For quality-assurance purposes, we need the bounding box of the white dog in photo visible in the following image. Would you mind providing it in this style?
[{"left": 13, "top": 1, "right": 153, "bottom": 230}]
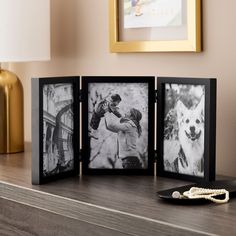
[{"left": 176, "top": 97, "right": 204, "bottom": 176}]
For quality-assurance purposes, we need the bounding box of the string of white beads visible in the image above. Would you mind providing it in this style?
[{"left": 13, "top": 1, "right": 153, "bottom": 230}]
[{"left": 182, "top": 187, "right": 229, "bottom": 203}]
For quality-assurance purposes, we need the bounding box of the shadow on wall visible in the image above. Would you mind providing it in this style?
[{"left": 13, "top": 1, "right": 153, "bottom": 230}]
[{"left": 51, "top": 0, "right": 78, "bottom": 58}]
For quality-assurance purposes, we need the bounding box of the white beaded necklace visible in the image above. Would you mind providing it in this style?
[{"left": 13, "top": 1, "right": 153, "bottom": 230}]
[{"left": 172, "top": 187, "right": 229, "bottom": 203}]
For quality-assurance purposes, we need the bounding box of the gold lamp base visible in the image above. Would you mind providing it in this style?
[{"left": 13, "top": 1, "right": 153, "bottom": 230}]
[{"left": 0, "top": 69, "right": 24, "bottom": 154}]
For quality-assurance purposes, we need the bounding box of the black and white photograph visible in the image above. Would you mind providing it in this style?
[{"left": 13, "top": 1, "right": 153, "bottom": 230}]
[
  {"left": 32, "top": 77, "right": 80, "bottom": 184},
  {"left": 163, "top": 83, "right": 205, "bottom": 177},
  {"left": 157, "top": 77, "right": 217, "bottom": 182},
  {"left": 42, "top": 83, "right": 74, "bottom": 177},
  {"left": 82, "top": 76, "right": 155, "bottom": 175}
]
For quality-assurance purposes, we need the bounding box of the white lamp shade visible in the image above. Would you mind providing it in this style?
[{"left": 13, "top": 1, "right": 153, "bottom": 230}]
[{"left": 0, "top": 0, "right": 50, "bottom": 62}]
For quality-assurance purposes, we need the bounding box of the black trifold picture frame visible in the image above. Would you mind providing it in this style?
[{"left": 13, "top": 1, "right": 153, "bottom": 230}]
[
  {"left": 31, "top": 76, "right": 217, "bottom": 184},
  {"left": 157, "top": 77, "right": 217, "bottom": 183}
]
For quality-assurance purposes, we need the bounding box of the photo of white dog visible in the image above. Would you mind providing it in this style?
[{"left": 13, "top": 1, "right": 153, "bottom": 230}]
[
  {"left": 176, "top": 97, "right": 204, "bottom": 176},
  {"left": 163, "top": 84, "right": 205, "bottom": 177}
]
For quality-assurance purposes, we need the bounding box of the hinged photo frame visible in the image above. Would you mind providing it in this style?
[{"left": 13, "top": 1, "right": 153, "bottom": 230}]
[{"left": 31, "top": 76, "right": 217, "bottom": 183}]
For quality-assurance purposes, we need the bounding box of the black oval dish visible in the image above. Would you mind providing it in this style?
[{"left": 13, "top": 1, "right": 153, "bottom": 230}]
[{"left": 157, "top": 180, "right": 236, "bottom": 205}]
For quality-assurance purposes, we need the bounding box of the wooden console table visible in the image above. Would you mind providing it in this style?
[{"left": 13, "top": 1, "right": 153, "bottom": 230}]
[{"left": 0, "top": 144, "right": 235, "bottom": 236}]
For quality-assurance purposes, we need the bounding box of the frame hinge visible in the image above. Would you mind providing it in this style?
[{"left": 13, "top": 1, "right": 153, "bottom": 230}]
[
  {"left": 155, "top": 90, "right": 158, "bottom": 103},
  {"left": 79, "top": 149, "right": 82, "bottom": 162},
  {"left": 79, "top": 89, "right": 83, "bottom": 102},
  {"left": 154, "top": 150, "right": 158, "bottom": 161}
]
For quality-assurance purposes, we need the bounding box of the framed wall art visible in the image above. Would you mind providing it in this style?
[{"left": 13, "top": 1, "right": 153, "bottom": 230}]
[
  {"left": 32, "top": 77, "right": 80, "bottom": 184},
  {"left": 82, "top": 76, "right": 155, "bottom": 175},
  {"left": 157, "top": 77, "right": 216, "bottom": 182},
  {"left": 109, "top": 0, "right": 202, "bottom": 52}
]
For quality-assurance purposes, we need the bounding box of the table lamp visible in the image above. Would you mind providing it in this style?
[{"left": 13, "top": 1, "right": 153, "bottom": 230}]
[{"left": 0, "top": 0, "right": 50, "bottom": 153}]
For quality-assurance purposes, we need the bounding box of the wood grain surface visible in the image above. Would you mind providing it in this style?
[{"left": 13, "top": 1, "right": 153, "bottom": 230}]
[
  {"left": 0, "top": 198, "right": 129, "bottom": 236},
  {"left": 0, "top": 144, "right": 236, "bottom": 236}
]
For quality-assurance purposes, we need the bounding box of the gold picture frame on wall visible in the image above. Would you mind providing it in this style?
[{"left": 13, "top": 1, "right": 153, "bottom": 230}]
[{"left": 109, "top": 0, "right": 201, "bottom": 52}]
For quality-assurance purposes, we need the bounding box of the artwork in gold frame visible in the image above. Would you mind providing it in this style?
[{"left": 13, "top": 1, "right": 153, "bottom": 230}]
[{"left": 109, "top": 0, "right": 201, "bottom": 52}]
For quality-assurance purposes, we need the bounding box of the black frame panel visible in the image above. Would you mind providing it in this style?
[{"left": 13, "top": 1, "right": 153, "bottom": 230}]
[
  {"left": 82, "top": 76, "right": 155, "bottom": 175},
  {"left": 157, "top": 77, "right": 216, "bottom": 183},
  {"left": 32, "top": 76, "right": 80, "bottom": 184}
]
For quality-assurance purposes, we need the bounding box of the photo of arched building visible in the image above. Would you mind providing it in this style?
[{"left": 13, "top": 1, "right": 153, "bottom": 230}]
[{"left": 43, "top": 83, "right": 74, "bottom": 177}]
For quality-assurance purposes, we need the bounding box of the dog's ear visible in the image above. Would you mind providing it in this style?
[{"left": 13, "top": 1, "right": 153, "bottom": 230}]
[
  {"left": 196, "top": 96, "right": 205, "bottom": 119},
  {"left": 176, "top": 100, "right": 187, "bottom": 121}
]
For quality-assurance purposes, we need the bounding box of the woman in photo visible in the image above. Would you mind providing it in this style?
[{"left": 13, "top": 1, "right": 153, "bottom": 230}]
[{"left": 104, "top": 108, "right": 143, "bottom": 169}]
